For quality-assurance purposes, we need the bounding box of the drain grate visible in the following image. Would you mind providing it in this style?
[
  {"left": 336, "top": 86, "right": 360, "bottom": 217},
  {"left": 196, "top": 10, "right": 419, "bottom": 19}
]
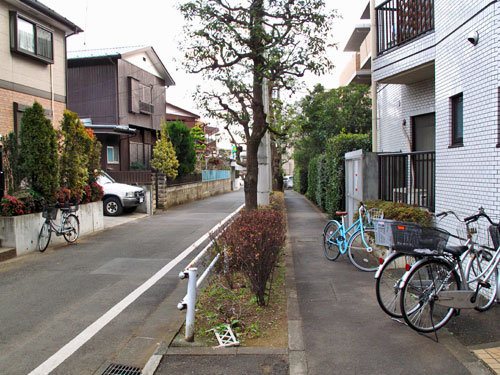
[{"left": 100, "top": 363, "right": 142, "bottom": 375}]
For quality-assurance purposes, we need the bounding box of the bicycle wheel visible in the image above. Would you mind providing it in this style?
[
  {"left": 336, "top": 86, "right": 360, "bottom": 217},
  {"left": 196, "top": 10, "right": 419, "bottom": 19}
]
[
  {"left": 376, "top": 252, "right": 419, "bottom": 318},
  {"left": 400, "top": 258, "right": 460, "bottom": 333},
  {"left": 347, "top": 228, "right": 386, "bottom": 272},
  {"left": 38, "top": 222, "right": 51, "bottom": 252},
  {"left": 465, "top": 250, "right": 498, "bottom": 312},
  {"left": 323, "top": 221, "right": 342, "bottom": 261},
  {"left": 63, "top": 214, "right": 80, "bottom": 243}
]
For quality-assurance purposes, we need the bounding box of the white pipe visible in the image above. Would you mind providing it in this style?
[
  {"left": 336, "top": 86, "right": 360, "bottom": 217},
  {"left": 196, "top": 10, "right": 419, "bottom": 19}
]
[{"left": 185, "top": 267, "right": 198, "bottom": 342}]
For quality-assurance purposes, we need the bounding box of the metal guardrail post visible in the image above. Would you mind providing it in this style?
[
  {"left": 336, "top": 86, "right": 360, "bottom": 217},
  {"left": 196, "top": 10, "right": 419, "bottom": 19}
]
[{"left": 185, "top": 267, "right": 198, "bottom": 342}]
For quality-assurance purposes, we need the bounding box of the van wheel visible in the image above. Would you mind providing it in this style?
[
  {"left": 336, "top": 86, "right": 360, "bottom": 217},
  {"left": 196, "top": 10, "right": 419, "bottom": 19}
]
[{"left": 103, "top": 197, "right": 123, "bottom": 216}]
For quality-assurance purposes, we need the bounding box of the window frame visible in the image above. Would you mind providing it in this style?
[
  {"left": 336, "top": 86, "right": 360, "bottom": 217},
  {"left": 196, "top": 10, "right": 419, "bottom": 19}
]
[
  {"left": 10, "top": 11, "right": 54, "bottom": 64},
  {"left": 450, "top": 93, "right": 464, "bottom": 147},
  {"left": 107, "top": 146, "right": 120, "bottom": 165}
]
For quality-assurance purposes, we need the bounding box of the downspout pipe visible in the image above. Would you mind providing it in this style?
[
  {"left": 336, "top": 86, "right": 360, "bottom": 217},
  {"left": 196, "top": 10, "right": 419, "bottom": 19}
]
[{"left": 371, "top": 0, "right": 378, "bottom": 152}]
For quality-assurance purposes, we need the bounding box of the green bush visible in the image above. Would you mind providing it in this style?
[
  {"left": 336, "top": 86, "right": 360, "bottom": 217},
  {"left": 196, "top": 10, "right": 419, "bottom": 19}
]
[
  {"left": 298, "top": 168, "right": 308, "bottom": 194},
  {"left": 3, "top": 132, "right": 21, "bottom": 193},
  {"left": 59, "top": 110, "right": 93, "bottom": 197},
  {"left": 151, "top": 120, "right": 179, "bottom": 179},
  {"left": 306, "top": 156, "right": 320, "bottom": 203},
  {"left": 364, "top": 200, "right": 433, "bottom": 226},
  {"left": 213, "top": 208, "right": 286, "bottom": 306},
  {"left": 18, "top": 102, "right": 59, "bottom": 200},
  {"left": 324, "top": 133, "right": 371, "bottom": 218},
  {"left": 167, "top": 120, "right": 196, "bottom": 177}
]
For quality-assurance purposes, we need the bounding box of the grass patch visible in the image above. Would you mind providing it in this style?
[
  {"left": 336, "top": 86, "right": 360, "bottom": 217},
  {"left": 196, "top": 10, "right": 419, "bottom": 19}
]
[{"left": 194, "top": 252, "right": 287, "bottom": 347}]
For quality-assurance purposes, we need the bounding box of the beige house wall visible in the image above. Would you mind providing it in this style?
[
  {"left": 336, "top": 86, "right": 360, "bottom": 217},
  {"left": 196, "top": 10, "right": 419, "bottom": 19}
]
[{"left": 0, "top": 2, "right": 67, "bottom": 99}]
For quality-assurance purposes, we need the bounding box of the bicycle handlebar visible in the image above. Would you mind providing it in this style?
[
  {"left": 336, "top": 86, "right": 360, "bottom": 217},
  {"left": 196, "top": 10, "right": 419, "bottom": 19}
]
[{"left": 464, "top": 207, "right": 495, "bottom": 225}]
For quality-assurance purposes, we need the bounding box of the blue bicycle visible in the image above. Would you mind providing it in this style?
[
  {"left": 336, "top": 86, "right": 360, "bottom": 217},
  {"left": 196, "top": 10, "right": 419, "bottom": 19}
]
[{"left": 322, "top": 202, "right": 386, "bottom": 272}]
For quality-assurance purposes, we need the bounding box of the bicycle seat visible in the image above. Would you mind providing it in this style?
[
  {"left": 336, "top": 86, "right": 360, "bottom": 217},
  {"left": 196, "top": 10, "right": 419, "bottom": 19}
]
[
  {"left": 443, "top": 245, "right": 469, "bottom": 257},
  {"left": 336, "top": 211, "right": 348, "bottom": 216}
]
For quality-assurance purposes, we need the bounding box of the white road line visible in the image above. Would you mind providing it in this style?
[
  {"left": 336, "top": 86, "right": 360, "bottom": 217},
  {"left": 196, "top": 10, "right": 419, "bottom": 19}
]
[{"left": 28, "top": 204, "right": 244, "bottom": 375}]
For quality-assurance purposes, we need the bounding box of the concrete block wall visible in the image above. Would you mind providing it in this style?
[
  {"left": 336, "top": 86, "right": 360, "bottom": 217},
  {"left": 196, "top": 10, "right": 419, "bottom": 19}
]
[{"left": 375, "top": 1, "right": 500, "bottom": 225}]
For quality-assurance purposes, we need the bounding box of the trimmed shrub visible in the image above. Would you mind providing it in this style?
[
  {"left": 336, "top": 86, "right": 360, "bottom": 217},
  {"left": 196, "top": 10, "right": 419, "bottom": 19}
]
[
  {"left": 306, "top": 156, "right": 320, "bottom": 204},
  {"left": 60, "top": 110, "right": 93, "bottom": 197},
  {"left": 151, "top": 120, "right": 179, "bottom": 179},
  {"left": 214, "top": 208, "right": 286, "bottom": 306},
  {"left": 3, "top": 132, "right": 21, "bottom": 193},
  {"left": 298, "top": 168, "right": 308, "bottom": 194},
  {"left": 167, "top": 120, "right": 196, "bottom": 177},
  {"left": 324, "top": 133, "right": 371, "bottom": 218},
  {"left": 1, "top": 194, "right": 25, "bottom": 216},
  {"left": 18, "top": 102, "right": 59, "bottom": 200},
  {"left": 364, "top": 200, "right": 433, "bottom": 226}
]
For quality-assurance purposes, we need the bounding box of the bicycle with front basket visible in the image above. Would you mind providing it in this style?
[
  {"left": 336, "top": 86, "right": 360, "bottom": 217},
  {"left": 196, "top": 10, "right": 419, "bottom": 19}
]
[
  {"left": 38, "top": 204, "right": 80, "bottom": 252},
  {"left": 398, "top": 207, "right": 500, "bottom": 333},
  {"left": 322, "top": 202, "right": 387, "bottom": 272}
]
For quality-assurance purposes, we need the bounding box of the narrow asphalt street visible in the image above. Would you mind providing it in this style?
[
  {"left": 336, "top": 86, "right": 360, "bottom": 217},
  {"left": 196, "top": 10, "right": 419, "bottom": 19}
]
[{"left": 0, "top": 191, "right": 244, "bottom": 375}]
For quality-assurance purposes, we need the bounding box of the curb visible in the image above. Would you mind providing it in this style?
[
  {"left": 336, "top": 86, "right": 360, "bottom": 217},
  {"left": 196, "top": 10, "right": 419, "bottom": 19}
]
[{"left": 285, "top": 197, "right": 307, "bottom": 375}]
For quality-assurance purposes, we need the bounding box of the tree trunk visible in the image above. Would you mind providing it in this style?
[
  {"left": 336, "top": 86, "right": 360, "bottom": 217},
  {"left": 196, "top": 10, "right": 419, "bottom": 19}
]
[
  {"left": 244, "top": 139, "right": 260, "bottom": 211},
  {"left": 271, "top": 136, "right": 283, "bottom": 191}
]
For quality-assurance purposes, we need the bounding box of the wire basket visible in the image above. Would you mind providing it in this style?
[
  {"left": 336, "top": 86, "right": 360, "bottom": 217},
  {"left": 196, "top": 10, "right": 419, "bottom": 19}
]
[
  {"left": 391, "top": 222, "right": 450, "bottom": 255},
  {"left": 42, "top": 205, "right": 58, "bottom": 220},
  {"left": 373, "top": 218, "right": 395, "bottom": 247},
  {"left": 489, "top": 225, "right": 500, "bottom": 250},
  {"left": 455, "top": 221, "right": 491, "bottom": 248}
]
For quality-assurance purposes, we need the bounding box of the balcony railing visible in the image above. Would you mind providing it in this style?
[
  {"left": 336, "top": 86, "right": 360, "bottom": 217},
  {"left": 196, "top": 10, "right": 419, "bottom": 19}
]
[
  {"left": 379, "top": 151, "right": 435, "bottom": 211},
  {"left": 376, "top": 0, "right": 434, "bottom": 55}
]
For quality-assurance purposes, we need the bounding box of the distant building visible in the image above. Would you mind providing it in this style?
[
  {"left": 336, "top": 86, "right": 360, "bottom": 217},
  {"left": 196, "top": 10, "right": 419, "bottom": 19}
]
[{"left": 67, "top": 46, "right": 175, "bottom": 172}]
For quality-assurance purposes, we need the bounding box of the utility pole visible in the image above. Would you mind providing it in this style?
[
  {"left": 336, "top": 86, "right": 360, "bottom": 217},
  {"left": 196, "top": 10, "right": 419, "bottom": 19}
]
[{"left": 257, "top": 78, "right": 271, "bottom": 206}]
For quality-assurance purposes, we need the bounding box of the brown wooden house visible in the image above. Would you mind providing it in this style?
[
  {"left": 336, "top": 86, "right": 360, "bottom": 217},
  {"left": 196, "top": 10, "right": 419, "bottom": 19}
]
[{"left": 67, "top": 46, "right": 175, "bottom": 172}]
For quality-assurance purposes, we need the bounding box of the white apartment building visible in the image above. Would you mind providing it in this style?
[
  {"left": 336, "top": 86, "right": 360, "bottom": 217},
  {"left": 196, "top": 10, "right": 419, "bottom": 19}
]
[{"left": 373, "top": 0, "right": 500, "bottom": 228}]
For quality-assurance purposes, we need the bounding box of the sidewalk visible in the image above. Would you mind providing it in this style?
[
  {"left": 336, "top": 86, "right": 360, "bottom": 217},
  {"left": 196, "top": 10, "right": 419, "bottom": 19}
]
[{"left": 152, "top": 191, "right": 495, "bottom": 375}]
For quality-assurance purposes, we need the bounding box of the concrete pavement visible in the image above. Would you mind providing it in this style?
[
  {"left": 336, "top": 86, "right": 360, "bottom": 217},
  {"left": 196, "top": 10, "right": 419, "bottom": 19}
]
[{"left": 154, "top": 190, "right": 498, "bottom": 375}]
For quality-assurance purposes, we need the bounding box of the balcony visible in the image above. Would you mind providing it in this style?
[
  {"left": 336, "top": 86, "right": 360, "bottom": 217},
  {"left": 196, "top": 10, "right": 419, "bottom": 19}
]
[
  {"left": 379, "top": 151, "right": 435, "bottom": 211},
  {"left": 338, "top": 53, "right": 371, "bottom": 86},
  {"left": 376, "top": 0, "right": 434, "bottom": 55}
]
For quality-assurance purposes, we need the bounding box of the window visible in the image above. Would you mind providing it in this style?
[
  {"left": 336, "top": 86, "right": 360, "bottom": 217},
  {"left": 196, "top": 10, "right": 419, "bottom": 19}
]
[
  {"left": 451, "top": 93, "right": 463, "bottom": 146},
  {"left": 128, "top": 77, "right": 154, "bottom": 114},
  {"left": 107, "top": 146, "right": 120, "bottom": 164},
  {"left": 10, "top": 12, "right": 53, "bottom": 63}
]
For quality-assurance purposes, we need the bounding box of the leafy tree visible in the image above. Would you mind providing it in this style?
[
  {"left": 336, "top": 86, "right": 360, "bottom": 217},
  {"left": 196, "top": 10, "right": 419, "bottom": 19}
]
[
  {"left": 293, "top": 83, "right": 372, "bottom": 172},
  {"left": 151, "top": 121, "right": 179, "bottom": 179},
  {"left": 190, "top": 125, "right": 207, "bottom": 172},
  {"left": 84, "top": 128, "right": 102, "bottom": 184},
  {"left": 3, "top": 132, "right": 21, "bottom": 193},
  {"left": 167, "top": 120, "right": 196, "bottom": 177},
  {"left": 18, "top": 102, "right": 59, "bottom": 200},
  {"left": 60, "top": 110, "right": 92, "bottom": 197},
  {"left": 179, "top": 0, "right": 335, "bottom": 210}
]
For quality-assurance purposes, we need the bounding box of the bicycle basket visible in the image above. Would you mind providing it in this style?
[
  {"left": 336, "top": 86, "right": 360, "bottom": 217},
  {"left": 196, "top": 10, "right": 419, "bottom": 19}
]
[
  {"left": 391, "top": 222, "right": 449, "bottom": 255},
  {"left": 373, "top": 218, "right": 394, "bottom": 247},
  {"left": 42, "top": 205, "right": 58, "bottom": 220},
  {"left": 489, "top": 224, "right": 500, "bottom": 250}
]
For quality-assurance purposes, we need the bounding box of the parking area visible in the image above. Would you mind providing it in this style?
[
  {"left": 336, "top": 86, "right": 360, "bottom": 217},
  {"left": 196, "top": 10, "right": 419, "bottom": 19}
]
[{"left": 103, "top": 211, "right": 149, "bottom": 230}]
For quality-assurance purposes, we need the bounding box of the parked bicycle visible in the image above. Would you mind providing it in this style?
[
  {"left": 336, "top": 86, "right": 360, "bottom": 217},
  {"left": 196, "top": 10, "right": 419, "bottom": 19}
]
[
  {"left": 398, "top": 208, "right": 499, "bottom": 333},
  {"left": 374, "top": 211, "right": 471, "bottom": 319},
  {"left": 38, "top": 204, "right": 80, "bottom": 252},
  {"left": 322, "top": 202, "right": 387, "bottom": 272}
]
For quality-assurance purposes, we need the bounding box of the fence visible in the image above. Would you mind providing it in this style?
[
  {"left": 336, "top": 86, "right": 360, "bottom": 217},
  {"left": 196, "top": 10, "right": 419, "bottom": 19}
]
[
  {"left": 107, "top": 170, "right": 152, "bottom": 185},
  {"left": 177, "top": 204, "right": 244, "bottom": 342},
  {"left": 376, "top": 0, "right": 434, "bottom": 55},
  {"left": 379, "top": 151, "right": 435, "bottom": 212},
  {"left": 202, "top": 170, "right": 231, "bottom": 182},
  {"left": 167, "top": 173, "right": 202, "bottom": 186}
]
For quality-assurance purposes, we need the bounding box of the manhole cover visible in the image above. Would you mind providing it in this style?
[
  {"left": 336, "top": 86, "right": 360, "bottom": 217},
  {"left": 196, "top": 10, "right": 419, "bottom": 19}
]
[{"left": 99, "top": 363, "right": 142, "bottom": 375}]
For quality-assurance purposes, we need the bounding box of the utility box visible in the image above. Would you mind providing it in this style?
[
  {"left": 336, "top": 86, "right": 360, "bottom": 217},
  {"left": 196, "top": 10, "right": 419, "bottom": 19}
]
[{"left": 345, "top": 150, "right": 379, "bottom": 226}]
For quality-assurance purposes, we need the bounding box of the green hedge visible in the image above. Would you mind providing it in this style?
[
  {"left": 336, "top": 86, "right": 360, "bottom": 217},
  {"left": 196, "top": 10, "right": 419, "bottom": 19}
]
[{"left": 303, "top": 133, "right": 371, "bottom": 217}]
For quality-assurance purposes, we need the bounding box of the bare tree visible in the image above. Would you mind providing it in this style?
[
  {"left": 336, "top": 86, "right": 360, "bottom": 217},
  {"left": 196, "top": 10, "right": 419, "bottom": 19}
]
[{"left": 179, "top": 0, "right": 335, "bottom": 210}]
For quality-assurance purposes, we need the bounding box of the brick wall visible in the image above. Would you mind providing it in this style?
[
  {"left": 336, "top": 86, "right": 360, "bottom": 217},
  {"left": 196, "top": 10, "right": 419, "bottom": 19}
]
[{"left": 0, "top": 88, "right": 66, "bottom": 140}]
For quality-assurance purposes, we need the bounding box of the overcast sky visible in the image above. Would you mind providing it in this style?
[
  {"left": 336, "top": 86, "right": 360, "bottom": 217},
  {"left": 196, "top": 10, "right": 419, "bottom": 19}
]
[{"left": 41, "top": 0, "right": 367, "bottom": 145}]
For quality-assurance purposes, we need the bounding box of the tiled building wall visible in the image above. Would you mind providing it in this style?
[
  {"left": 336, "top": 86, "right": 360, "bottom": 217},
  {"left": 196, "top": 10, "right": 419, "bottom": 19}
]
[
  {"left": 377, "top": 79, "right": 435, "bottom": 153},
  {"left": 434, "top": 1, "right": 500, "bottom": 218},
  {"left": 375, "top": 1, "right": 500, "bottom": 226}
]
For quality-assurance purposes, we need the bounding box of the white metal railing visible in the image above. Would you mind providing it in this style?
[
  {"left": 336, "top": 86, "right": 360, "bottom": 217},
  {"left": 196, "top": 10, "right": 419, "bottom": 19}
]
[{"left": 177, "top": 204, "right": 244, "bottom": 342}]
